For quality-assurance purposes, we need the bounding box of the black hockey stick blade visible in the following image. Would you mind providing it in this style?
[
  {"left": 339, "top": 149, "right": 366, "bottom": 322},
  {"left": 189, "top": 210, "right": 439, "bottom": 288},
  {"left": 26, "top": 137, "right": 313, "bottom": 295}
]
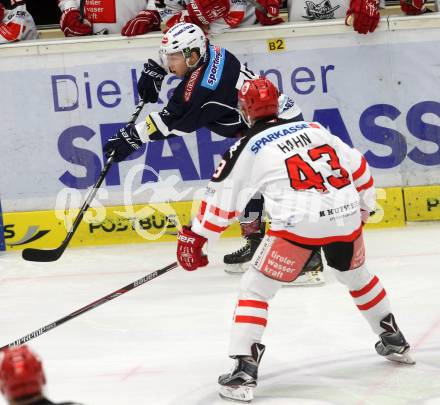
[
  {"left": 21, "top": 101, "right": 145, "bottom": 263},
  {"left": 0, "top": 261, "right": 178, "bottom": 350},
  {"left": 22, "top": 243, "right": 67, "bottom": 262}
]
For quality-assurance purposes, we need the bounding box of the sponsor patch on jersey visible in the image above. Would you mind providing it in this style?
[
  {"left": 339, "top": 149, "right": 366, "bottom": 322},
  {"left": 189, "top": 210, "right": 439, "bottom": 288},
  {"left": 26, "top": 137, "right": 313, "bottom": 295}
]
[
  {"left": 250, "top": 123, "right": 310, "bottom": 154},
  {"left": 184, "top": 66, "right": 203, "bottom": 102},
  {"left": 309, "top": 122, "right": 321, "bottom": 128},
  {"left": 201, "top": 45, "right": 225, "bottom": 91},
  {"left": 85, "top": 0, "right": 116, "bottom": 23}
]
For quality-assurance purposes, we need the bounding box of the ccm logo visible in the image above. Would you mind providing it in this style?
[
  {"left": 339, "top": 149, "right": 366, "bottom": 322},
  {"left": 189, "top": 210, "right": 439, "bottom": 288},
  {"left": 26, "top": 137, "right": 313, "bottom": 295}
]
[{"left": 178, "top": 234, "right": 196, "bottom": 244}]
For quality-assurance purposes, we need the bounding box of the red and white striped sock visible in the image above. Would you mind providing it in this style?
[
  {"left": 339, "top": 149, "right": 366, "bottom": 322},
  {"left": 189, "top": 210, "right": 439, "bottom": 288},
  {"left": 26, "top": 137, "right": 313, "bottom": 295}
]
[
  {"left": 229, "top": 298, "right": 269, "bottom": 356},
  {"left": 228, "top": 267, "right": 282, "bottom": 356},
  {"left": 333, "top": 265, "right": 391, "bottom": 334}
]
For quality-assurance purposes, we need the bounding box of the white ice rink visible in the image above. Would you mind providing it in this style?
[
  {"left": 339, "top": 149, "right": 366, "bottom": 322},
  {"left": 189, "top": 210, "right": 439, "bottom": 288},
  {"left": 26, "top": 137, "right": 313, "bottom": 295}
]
[{"left": 1, "top": 223, "right": 440, "bottom": 405}]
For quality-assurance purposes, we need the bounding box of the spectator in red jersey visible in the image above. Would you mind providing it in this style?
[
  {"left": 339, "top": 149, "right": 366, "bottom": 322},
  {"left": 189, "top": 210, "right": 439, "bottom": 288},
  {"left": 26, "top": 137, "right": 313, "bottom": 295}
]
[{"left": 57, "top": 0, "right": 161, "bottom": 37}]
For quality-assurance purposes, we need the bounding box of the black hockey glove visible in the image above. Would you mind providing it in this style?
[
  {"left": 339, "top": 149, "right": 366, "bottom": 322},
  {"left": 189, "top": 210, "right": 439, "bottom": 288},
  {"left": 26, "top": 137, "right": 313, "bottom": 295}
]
[
  {"left": 137, "top": 59, "right": 166, "bottom": 103},
  {"left": 103, "top": 123, "right": 142, "bottom": 162}
]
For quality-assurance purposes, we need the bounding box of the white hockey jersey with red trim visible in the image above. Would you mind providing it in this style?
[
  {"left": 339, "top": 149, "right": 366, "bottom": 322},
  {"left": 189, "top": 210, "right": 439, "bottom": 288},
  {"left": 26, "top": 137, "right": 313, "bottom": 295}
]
[
  {"left": 158, "top": 0, "right": 256, "bottom": 36},
  {"left": 58, "top": 0, "right": 154, "bottom": 34},
  {"left": 0, "top": 3, "right": 37, "bottom": 44},
  {"left": 192, "top": 119, "right": 376, "bottom": 246}
]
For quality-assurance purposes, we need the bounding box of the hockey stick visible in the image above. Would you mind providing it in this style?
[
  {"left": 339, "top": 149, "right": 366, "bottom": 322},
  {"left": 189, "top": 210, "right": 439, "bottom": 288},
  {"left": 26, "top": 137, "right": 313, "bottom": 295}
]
[
  {"left": 0, "top": 261, "right": 178, "bottom": 350},
  {"left": 22, "top": 100, "right": 146, "bottom": 262},
  {"left": 79, "top": 0, "right": 86, "bottom": 23}
]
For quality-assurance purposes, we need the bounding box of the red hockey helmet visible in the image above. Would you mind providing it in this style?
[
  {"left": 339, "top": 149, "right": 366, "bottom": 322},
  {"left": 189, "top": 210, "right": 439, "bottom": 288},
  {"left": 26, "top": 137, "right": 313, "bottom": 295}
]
[
  {"left": 238, "top": 77, "right": 279, "bottom": 126},
  {"left": 0, "top": 346, "right": 46, "bottom": 401}
]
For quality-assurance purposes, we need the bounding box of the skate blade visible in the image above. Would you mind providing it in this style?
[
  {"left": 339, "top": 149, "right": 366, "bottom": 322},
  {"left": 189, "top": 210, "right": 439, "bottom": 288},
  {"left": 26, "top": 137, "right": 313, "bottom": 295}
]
[
  {"left": 283, "top": 272, "right": 325, "bottom": 287},
  {"left": 385, "top": 351, "right": 416, "bottom": 365},
  {"left": 224, "top": 263, "right": 249, "bottom": 274},
  {"left": 219, "top": 385, "right": 253, "bottom": 403}
]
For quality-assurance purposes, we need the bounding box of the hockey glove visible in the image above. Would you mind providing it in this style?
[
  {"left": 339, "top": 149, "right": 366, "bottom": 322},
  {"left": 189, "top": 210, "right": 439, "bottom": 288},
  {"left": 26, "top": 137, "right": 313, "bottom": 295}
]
[
  {"left": 186, "top": 0, "right": 230, "bottom": 25},
  {"left": 255, "top": 0, "right": 284, "bottom": 26},
  {"left": 346, "top": 0, "right": 380, "bottom": 34},
  {"left": 400, "top": 0, "right": 426, "bottom": 14},
  {"left": 121, "top": 10, "right": 161, "bottom": 37},
  {"left": 60, "top": 8, "right": 93, "bottom": 37},
  {"left": 177, "top": 226, "right": 209, "bottom": 271},
  {"left": 103, "top": 123, "right": 143, "bottom": 163},
  {"left": 137, "top": 59, "right": 167, "bottom": 104}
]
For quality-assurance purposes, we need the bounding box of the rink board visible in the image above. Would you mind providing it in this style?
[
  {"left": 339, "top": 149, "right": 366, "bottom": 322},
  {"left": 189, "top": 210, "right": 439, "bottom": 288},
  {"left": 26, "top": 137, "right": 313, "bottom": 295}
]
[
  {"left": 2, "top": 187, "right": 405, "bottom": 251},
  {"left": 2, "top": 200, "right": 240, "bottom": 251},
  {"left": 403, "top": 185, "right": 440, "bottom": 221}
]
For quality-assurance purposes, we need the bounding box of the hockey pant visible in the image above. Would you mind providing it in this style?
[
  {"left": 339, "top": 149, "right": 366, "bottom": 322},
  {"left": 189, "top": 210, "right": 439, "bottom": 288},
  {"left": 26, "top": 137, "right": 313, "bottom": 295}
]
[{"left": 228, "top": 233, "right": 392, "bottom": 356}]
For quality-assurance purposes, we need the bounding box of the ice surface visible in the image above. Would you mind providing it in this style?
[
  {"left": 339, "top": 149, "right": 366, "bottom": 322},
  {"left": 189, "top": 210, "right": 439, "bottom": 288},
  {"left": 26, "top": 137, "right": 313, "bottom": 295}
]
[{"left": 1, "top": 223, "right": 439, "bottom": 405}]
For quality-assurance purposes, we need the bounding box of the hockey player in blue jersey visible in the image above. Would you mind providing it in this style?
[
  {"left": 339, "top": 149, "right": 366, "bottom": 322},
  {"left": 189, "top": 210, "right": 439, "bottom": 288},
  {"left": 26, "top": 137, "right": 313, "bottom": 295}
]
[{"left": 104, "top": 22, "right": 323, "bottom": 283}]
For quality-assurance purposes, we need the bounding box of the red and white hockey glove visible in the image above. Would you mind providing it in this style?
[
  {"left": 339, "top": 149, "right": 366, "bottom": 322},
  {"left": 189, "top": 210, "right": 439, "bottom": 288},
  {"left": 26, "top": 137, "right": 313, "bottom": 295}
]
[
  {"left": 346, "top": 0, "right": 380, "bottom": 34},
  {"left": 177, "top": 226, "right": 209, "bottom": 271},
  {"left": 186, "top": 0, "right": 230, "bottom": 25},
  {"left": 121, "top": 10, "right": 161, "bottom": 37},
  {"left": 60, "top": 8, "right": 92, "bottom": 37},
  {"left": 400, "top": 0, "right": 426, "bottom": 15},
  {"left": 255, "top": 0, "right": 284, "bottom": 26}
]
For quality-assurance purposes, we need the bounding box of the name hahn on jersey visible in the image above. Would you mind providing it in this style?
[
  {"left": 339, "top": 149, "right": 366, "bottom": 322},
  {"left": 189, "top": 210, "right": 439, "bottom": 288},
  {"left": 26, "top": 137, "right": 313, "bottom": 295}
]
[{"left": 250, "top": 123, "right": 317, "bottom": 154}]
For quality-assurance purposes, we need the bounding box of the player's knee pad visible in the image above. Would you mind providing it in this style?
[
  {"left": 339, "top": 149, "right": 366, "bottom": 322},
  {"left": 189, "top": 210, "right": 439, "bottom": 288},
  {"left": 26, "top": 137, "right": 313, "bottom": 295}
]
[
  {"left": 239, "top": 266, "right": 281, "bottom": 302},
  {"left": 331, "top": 264, "right": 374, "bottom": 291}
]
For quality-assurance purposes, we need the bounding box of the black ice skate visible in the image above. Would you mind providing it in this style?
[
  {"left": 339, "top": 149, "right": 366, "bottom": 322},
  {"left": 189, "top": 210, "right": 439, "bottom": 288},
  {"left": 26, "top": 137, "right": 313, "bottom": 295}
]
[
  {"left": 375, "top": 313, "right": 415, "bottom": 365},
  {"left": 218, "top": 343, "right": 265, "bottom": 403},
  {"left": 223, "top": 234, "right": 262, "bottom": 274}
]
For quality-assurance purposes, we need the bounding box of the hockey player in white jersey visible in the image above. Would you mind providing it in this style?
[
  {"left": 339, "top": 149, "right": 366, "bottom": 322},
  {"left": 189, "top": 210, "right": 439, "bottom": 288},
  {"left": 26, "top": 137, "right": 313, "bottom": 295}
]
[
  {"left": 0, "top": 0, "right": 37, "bottom": 44},
  {"left": 176, "top": 77, "right": 414, "bottom": 402},
  {"left": 104, "top": 22, "right": 323, "bottom": 284},
  {"left": 157, "top": 0, "right": 284, "bottom": 36},
  {"left": 57, "top": 0, "right": 161, "bottom": 36}
]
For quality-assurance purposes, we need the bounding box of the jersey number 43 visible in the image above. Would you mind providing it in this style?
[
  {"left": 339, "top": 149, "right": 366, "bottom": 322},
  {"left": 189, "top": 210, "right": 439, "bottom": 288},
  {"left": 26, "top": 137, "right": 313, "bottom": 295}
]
[{"left": 285, "top": 144, "right": 351, "bottom": 192}]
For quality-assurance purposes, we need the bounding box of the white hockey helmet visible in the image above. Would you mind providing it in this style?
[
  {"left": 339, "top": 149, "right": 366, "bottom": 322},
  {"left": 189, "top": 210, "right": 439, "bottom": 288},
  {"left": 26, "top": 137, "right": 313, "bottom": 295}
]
[{"left": 159, "top": 23, "right": 208, "bottom": 71}]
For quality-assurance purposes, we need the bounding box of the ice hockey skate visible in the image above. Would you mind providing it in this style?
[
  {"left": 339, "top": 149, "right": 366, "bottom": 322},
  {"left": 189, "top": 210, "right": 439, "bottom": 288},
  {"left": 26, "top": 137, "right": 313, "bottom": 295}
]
[
  {"left": 375, "top": 313, "right": 415, "bottom": 365},
  {"left": 218, "top": 343, "right": 265, "bottom": 403},
  {"left": 223, "top": 234, "right": 262, "bottom": 274}
]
